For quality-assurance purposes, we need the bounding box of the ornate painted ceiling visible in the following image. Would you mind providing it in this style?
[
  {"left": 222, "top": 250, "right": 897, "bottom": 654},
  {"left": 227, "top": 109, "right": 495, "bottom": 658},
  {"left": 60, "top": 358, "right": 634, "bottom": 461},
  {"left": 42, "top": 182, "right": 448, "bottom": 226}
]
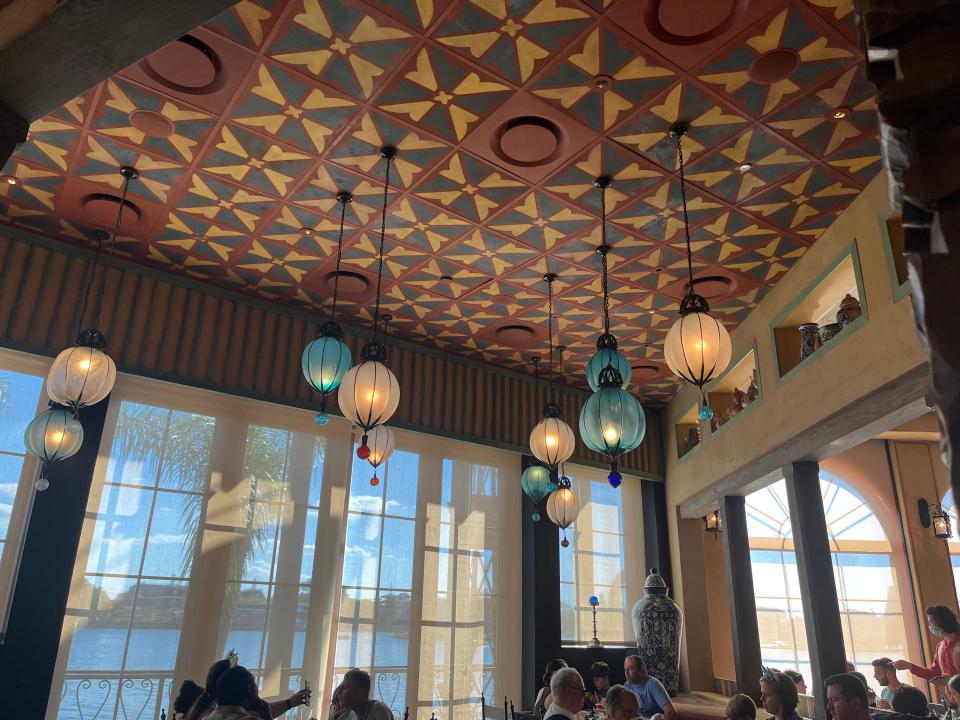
[{"left": 0, "top": 0, "right": 878, "bottom": 404}]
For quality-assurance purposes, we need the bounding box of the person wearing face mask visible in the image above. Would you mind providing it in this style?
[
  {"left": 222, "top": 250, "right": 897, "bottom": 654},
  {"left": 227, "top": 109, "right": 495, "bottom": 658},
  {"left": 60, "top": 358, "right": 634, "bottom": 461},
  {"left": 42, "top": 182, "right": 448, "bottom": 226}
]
[{"left": 894, "top": 605, "right": 960, "bottom": 684}]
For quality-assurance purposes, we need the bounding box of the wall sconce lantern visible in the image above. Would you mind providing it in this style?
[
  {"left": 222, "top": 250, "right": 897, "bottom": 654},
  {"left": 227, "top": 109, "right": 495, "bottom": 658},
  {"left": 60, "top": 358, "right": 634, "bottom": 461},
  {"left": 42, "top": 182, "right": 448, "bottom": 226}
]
[
  {"left": 919, "top": 499, "right": 953, "bottom": 540},
  {"left": 587, "top": 595, "right": 603, "bottom": 649},
  {"left": 702, "top": 510, "right": 722, "bottom": 538}
]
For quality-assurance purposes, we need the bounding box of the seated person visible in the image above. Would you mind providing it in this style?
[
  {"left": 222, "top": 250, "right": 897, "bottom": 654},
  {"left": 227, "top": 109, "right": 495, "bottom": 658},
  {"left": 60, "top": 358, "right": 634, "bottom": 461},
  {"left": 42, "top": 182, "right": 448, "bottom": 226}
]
[
  {"left": 606, "top": 685, "right": 640, "bottom": 720},
  {"left": 947, "top": 675, "right": 960, "bottom": 709},
  {"left": 545, "top": 668, "right": 588, "bottom": 720},
  {"left": 783, "top": 671, "right": 807, "bottom": 696},
  {"left": 724, "top": 694, "right": 757, "bottom": 720},
  {"left": 825, "top": 673, "right": 871, "bottom": 720},
  {"left": 873, "top": 658, "right": 908, "bottom": 710},
  {"left": 174, "top": 681, "right": 204, "bottom": 720},
  {"left": 623, "top": 655, "right": 675, "bottom": 720},
  {"left": 205, "top": 666, "right": 265, "bottom": 720},
  {"left": 535, "top": 659, "right": 569, "bottom": 717},
  {"left": 188, "top": 658, "right": 309, "bottom": 720},
  {"left": 849, "top": 673, "right": 877, "bottom": 707},
  {"left": 891, "top": 687, "right": 928, "bottom": 717},
  {"left": 331, "top": 669, "right": 393, "bottom": 720},
  {"left": 591, "top": 662, "right": 612, "bottom": 702},
  {"left": 759, "top": 669, "right": 801, "bottom": 720}
]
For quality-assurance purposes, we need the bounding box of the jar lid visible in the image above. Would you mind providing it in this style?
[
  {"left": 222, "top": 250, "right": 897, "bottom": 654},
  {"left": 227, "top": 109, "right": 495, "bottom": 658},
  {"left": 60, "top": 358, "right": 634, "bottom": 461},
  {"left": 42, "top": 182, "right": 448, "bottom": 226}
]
[{"left": 644, "top": 568, "right": 667, "bottom": 590}]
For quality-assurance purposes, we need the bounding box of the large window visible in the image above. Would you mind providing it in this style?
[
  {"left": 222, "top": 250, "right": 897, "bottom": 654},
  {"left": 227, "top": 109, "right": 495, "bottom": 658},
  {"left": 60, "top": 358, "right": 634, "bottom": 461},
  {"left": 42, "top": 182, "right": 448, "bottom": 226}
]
[
  {"left": 747, "top": 473, "right": 910, "bottom": 692},
  {"left": 0, "top": 356, "right": 47, "bottom": 638},
  {"left": 559, "top": 464, "right": 645, "bottom": 646},
  {"left": 331, "top": 434, "right": 520, "bottom": 720}
]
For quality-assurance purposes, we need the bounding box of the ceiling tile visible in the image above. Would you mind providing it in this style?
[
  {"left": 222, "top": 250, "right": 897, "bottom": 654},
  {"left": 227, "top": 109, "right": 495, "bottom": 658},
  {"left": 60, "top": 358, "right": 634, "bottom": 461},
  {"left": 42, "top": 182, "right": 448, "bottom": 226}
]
[
  {"left": 487, "top": 190, "right": 596, "bottom": 253},
  {"left": 413, "top": 151, "right": 528, "bottom": 223}
]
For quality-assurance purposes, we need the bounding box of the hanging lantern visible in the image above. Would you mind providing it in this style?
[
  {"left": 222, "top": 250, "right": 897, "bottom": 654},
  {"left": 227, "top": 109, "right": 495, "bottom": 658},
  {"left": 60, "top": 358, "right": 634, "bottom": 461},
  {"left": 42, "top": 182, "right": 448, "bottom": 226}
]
[
  {"left": 47, "top": 166, "right": 138, "bottom": 410},
  {"left": 302, "top": 192, "right": 354, "bottom": 425},
  {"left": 663, "top": 123, "right": 732, "bottom": 418},
  {"left": 521, "top": 464, "right": 552, "bottom": 521},
  {"left": 24, "top": 405, "right": 84, "bottom": 491},
  {"left": 339, "top": 147, "right": 401, "bottom": 458},
  {"left": 546, "top": 476, "right": 579, "bottom": 546},
  {"left": 47, "top": 330, "right": 117, "bottom": 409},
  {"left": 578, "top": 177, "right": 646, "bottom": 488},
  {"left": 587, "top": 347, "right": 631, "bottom": 392},
  {"left": 365, "top": 424, "right": 395, "bottom": 486},
  {"left": 529, "top": 273, "right": 576, "bottom": 470}
]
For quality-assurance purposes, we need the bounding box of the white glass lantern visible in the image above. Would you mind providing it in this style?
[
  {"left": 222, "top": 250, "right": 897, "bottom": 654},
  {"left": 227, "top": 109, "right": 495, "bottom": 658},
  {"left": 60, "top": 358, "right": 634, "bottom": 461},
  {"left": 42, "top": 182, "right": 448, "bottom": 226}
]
[
  {"left": 546, "top": 477, "right": 579, "bottom": 546},
  {"left": 47, "top": 330, "right": 117, "bottom": 409},
  {"left": 529, "top": 410, "right": 575, "bottom": 468},
  {"left": 338, "top": 352, "right": 400, "bottom": 432},
  {"left": 663, "top": 308, "right": 732, "bottom": 388},
  {"left": 365, "top": 425, "right": 395, "bottom": 486}
]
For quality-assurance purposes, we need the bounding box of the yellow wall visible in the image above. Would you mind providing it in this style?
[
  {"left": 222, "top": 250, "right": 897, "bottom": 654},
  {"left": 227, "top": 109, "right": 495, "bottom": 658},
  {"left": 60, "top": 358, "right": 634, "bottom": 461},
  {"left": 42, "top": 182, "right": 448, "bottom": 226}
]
[{"left": 664, "top": 173, "right": 928, "bottom": 516}]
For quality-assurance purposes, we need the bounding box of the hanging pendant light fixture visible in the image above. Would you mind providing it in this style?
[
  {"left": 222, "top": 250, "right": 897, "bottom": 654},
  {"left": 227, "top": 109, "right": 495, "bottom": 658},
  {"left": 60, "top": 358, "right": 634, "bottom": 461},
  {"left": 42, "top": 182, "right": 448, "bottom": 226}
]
[
  {"left": 46, "top": 166, "right": 138, "bottom": 410},
  {"left": 24, "top": 404, "right": 84, "bottom": 491},
  {"left": 578, "top": 177, "right": 646, "bottom": 488},
  {"left": 546, "top": 475, "right": 579, "bottom": 547},
  {"left": 529, "top": 274, "right": 576, "bottom": 469},
  {"left": 365, "top": 424, "right": 395, "bottom": 487},
  {"left": 521, "top": 464, "right": 552, "bottom": 521},
  {"left": 338, "top": 148, "right": 400, "bottom": 458},
  {"left": 663, "top": 123, "right": 732, "bottom": 421},
  {"left": 302, "top": 192, "right": 354, "bottom": 426}
]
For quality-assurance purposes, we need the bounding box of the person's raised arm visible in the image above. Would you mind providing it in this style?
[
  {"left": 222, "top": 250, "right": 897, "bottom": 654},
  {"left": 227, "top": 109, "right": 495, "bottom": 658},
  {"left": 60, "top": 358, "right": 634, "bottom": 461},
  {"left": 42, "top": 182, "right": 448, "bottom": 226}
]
[{"left": 895, "top": 657, "right": 942, "bottom": 681}]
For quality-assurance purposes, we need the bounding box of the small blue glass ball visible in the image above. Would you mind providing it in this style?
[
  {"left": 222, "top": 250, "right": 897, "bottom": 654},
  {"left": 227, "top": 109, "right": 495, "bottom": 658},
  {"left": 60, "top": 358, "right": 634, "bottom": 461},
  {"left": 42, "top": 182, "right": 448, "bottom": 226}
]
[
  {"left": 547, "top": 481, "right": 558, "bottom": 493},
  {"left": 698, "top": 405, "right": 715, "bottom": 421},
  {"left": 315, "top": 411, "right": 330, "bottom": 426},
  {"left": 608, "top": 469, "right": 622, "bottom": 488},
  {"left": 532, "top": 512, "right": 541, "bottom": 522},
  {"left": 589, "top": 595, "right": 599, "bottom": 606}
]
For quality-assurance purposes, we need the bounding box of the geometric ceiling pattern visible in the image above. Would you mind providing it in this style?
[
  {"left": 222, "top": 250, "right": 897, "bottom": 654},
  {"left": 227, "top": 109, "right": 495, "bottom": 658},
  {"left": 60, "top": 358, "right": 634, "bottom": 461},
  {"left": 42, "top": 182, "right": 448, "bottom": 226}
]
[{"left": 0, "top": 0, "right": 879, "bottom": 404}]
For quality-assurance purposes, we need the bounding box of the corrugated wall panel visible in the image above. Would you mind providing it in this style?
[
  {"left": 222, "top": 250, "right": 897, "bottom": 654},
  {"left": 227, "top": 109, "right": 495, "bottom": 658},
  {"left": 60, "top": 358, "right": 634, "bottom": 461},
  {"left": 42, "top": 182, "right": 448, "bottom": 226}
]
[{"left": 0, "top": 231, "right": 664, "bottom": 479}]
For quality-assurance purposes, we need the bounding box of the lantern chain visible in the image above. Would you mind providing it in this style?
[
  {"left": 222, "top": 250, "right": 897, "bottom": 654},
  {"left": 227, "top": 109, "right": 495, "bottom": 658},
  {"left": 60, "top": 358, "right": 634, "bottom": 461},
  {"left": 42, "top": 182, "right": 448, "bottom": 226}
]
[
  {"left": 330, "top": 193, "right": 349, "bottom": 321},
  {"left": 372, "top": 149, "right": 394, "bottom": 343},
  {"left": 675, "top": 131, "right": 695, "bottom": 292}
]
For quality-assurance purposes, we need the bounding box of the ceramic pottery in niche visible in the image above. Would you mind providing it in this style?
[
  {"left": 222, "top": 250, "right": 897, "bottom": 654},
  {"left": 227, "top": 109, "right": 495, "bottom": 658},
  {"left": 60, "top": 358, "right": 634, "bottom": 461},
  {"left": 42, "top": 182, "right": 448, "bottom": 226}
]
[
  {"left": 819, "top": 322, "right": 842, "bottom": 344},
  {"left": 798, "top": 323, "right": 821, "bottom": 360},
  {"left": 836, "top": 293, "right": 862, "bottom": 327},
  {"left": 632, "top": 568, "right": 683, "bottom": 696}
]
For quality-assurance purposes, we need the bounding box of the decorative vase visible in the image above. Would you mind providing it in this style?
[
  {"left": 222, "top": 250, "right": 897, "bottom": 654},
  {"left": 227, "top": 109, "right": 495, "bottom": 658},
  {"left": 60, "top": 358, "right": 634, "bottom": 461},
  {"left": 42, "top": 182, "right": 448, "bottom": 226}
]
[
  {"left": 745, "top": 369, "right": 760, "bottom": 404},
  {"left": 799, "top": 323, "right": 821, "bottom": 360},
  {"left": 836, "top": 293, "right": 862, "bottom": 327},
  {"left": 733, "top": 388, "right": 746, "bottom": 413},
  {"left": 819, "top": 322, "right": 842, "bottom": 344},
  {"left": 632, "top": 568, "right": 683, "bottom": 696}
]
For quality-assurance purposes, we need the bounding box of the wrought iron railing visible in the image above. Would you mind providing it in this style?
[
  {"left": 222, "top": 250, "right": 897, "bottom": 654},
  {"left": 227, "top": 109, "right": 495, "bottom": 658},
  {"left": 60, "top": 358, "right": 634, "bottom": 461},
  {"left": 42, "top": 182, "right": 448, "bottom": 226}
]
[{"left": 56, "top": 671, "right": 174, "bottom": 720}]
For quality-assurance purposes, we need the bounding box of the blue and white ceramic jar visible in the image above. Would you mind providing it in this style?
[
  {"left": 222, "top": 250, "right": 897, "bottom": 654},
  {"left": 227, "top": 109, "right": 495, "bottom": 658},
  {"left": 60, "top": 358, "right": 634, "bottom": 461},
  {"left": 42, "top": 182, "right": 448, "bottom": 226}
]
[{"left": 631, "top": 568, "right": 683, "bottom": 696}]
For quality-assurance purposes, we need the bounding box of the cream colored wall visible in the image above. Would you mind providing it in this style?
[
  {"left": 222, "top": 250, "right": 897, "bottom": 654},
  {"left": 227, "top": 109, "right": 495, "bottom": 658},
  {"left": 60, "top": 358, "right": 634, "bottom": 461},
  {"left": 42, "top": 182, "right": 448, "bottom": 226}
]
[{"left": 665, "top": 174, "right": 927, "bottom": 514}]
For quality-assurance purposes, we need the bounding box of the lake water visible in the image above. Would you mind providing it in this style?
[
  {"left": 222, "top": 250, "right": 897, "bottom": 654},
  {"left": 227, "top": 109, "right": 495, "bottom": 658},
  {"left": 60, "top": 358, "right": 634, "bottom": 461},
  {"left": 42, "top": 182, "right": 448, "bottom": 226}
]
[{"left": 55, "top": 627, "right": 411, "bottom": 720}]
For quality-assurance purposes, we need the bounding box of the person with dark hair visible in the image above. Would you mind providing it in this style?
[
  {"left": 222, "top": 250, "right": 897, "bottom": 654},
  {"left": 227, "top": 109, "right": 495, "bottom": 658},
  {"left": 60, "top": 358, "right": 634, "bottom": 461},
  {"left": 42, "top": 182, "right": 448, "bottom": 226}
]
[
  {"left": 187, "top": 657, "right": 310, "bottom": 720},
  {"left": 174, "top": 680, "right": 204, "bottom": 720},
  {"left": 534, "top": 659, "right": 568, "bottom": 716},
  {"left": 205, "top": 666, "right": 261, "bottom": 720},
  {"left": 331, "top": 668, "right": 393, "bottom": 720},
  {"left": 824, "top": 673, "right": 870, "bottom": 720},
  {"left": 724, "top": 694, "right": 757, "bottom": 720},
  {"left": 759, "top": 669, "right": 800, "bottom": 720},
  {"left": 783, "top": 671, "right": 807, "bottom": 696},
  {"left": 895, "top": 606, "right": 960, "bottom": 683},
  {"left": 849, "top": 673, "right": 876, "bottom": 707},
  {"left": 873, "top": 658, "right": 907, "bottom": 709},
  {"left": 624, "top": 655, "right": 676, "bottom": 720},
  {"left": 591, "top": 662, "right": 611, "bottom": 701},
  {"left": 891, "top": 686, "right": 929, "bottom": 717}
]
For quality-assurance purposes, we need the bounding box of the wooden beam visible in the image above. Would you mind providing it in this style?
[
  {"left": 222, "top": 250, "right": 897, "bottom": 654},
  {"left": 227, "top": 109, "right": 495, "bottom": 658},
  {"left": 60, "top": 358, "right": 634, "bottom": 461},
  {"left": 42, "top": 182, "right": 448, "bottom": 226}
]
[
  {"left": 679, "top": 365, "right": 931, "bottom": 518},
  {"left": 783, "top": 461, "right": 847, "bottom": 719},
  {"left": 0, "top": 0, "right": 237, "bottom": 122},
  {"left": 720, "top": 495, "right": 762, "bottom": 700}
]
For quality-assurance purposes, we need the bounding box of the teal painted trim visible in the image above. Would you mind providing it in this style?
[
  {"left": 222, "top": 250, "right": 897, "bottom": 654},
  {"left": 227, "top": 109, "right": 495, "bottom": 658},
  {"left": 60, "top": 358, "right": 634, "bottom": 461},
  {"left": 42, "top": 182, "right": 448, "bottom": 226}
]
[
  {"left": 770, "top": 241, "right": 869, "bottom": 383},
  {"left": 877, "top": 211, "right": 911, "bottom": 302},
  {"left": 676, "top": 437, "right": 702, "bottom": 464},
  {"left": 707, "top": 340, "right": 762, "bottom": 438},
  {"left": 673, "top": 400, "right": 702, "bottom": 463}
]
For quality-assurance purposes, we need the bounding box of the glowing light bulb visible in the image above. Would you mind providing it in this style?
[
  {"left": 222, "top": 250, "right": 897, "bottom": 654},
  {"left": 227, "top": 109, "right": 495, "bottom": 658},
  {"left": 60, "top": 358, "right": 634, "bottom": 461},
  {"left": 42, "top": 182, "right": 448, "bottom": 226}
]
[
  {"left": 79, "top": 358, "right": 91, "bottom": 370},
  {"left": 366, "top": 390, "right": 378, "bottom": 403},
  {"left": 49, "top": 431, "right": 64, "bottom": 444},
  {"left": 545, "top": 435, "right": 557, "bottom": 448},
  {"left": 604, "top": 427, "right": 619, "bottom": 443}
]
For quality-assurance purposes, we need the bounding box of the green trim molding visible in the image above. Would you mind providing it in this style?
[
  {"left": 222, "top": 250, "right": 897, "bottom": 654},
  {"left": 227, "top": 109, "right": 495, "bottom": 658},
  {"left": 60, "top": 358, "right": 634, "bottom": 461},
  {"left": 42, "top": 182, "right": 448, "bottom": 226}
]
[{"left": 877, "top": 211, "right": 912, "bottom": 303}]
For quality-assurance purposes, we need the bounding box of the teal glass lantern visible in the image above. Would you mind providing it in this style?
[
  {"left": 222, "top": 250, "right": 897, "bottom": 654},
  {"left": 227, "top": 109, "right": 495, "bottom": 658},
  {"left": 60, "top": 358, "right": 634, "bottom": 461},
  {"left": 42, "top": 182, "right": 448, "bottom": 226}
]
[
  {"left": 24, "top": 405, "right": 84, "bottom": 490},
  {"left": 521, "top": 464, "right": 552, "bottom": 520},
  {"left": 302, "top": 320, "right": 352, "bottom": 423},
  {"left": 579, "top": 365, "right": 646, "bottom": 487},
  {"left": 587, "top": 346, "right": 631, "bottom": 392}
]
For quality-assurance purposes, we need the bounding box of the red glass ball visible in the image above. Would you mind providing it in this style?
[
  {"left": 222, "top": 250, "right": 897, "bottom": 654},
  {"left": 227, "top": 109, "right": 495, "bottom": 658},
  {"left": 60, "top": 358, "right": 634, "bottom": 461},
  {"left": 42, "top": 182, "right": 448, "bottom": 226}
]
[
  {"left": 357, "top": 444, "right": 370, "bottom": 460},
  {"left": 370, "top": 475, "right": 380, "bottom": 487},
  {"left": 561, "top": 537, "right": 570, "bottom": 548}
]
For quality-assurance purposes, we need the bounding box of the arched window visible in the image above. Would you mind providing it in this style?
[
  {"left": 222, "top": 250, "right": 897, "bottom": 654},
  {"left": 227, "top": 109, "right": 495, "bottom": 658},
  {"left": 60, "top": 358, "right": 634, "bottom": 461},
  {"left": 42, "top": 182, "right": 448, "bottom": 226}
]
[{"left": 746, "top": 472, "right": 910, "bottom": 692}]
